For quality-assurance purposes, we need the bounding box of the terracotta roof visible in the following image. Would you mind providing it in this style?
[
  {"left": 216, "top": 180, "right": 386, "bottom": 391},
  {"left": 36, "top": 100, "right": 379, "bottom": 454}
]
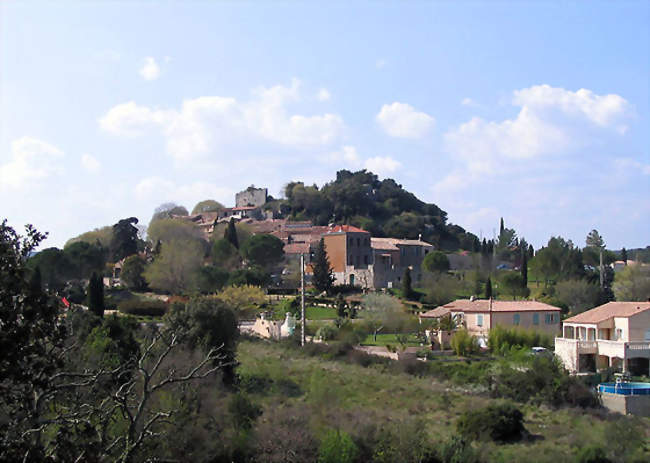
[
  {"left": 325, "top": 224, "right": 368, "bottom": 234},
  {"left": 283, "top": 243, "right": 311, "bottom": 254},
  {"left": 564, "top": 302, "right": 650, "bottom": 324},
  {"left": 371, "top": 238, "right": 400, "bottom": 251},
  {"left": 395, "top": 239, "right": 433, "bottom": 247},
  {"left": 433, "top": 299, "right": 561, "bottom": 313},
  {"left": 420, "top": 306, "right": 452, "bottom": 318}
]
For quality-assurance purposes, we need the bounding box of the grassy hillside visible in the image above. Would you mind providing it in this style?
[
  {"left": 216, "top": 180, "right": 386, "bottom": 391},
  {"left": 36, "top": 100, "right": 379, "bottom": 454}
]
[{"left": 237, "top": 338, "right": 650, "bottom": 462}]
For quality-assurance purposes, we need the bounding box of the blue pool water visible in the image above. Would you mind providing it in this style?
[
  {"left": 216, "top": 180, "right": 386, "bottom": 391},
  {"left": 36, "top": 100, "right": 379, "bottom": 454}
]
[{"left": 598, "top": 382, "right": 650, "bottom": 396}]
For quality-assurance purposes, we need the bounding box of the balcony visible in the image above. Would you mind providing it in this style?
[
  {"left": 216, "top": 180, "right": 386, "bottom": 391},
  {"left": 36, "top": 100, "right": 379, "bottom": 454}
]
[{"left": 555, "top": 337, "right": 597, "bottom": 354}]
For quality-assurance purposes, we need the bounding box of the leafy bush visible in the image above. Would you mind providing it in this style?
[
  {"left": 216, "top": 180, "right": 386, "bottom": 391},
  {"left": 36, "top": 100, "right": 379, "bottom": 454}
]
[
  {"left": 450, "top": 328, "right": 479, "bottom": 356},
  {"left": 318, "top": 429, "right": 358, "bottom": 463},
  {"left": 575, "top": 446, "right": 612, "bottom": 463},
  {"left": 438, "top": 435, "right": 479, "bottom": 463},
  {"left": 117, "top": 299, "right": 167, "bottom": 316},
  {"left": 228, "top": 393, "right": 262, "bottom": 431},
  {"left": 488, "top": 325, "right": 552, "bottom": 353},
  {"left": 456, "top": 401, "right": 525, "bottom": 443},
  {"left": 316, "top": 324, "right": 339, "bottom": 341}
]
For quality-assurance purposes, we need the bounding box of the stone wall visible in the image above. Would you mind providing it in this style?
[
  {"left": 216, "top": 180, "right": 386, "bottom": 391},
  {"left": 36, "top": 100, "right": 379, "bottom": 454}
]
[{"left": 600, "top": 392, "right": 650, "bottom": 417}]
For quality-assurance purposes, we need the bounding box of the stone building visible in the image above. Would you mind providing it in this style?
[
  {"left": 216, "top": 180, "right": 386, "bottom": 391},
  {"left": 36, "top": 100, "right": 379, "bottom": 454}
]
[{"left": 236, "top": 186, "right": 268, "bottom": 208}]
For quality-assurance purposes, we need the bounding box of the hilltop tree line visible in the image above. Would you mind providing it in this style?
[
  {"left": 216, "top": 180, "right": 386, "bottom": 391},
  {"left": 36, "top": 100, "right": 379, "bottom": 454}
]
[{"left": 266, "top": 169, "right": 480, "bottom": 251}]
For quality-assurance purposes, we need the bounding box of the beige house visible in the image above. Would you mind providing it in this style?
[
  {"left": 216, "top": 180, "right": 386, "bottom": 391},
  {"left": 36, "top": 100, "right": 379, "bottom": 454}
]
[
  {"left": 420, "top": 298, "right": 561, "bottom": 342},
  {"left": 555, "top": 302, "right": 650, "bottom": 375}
]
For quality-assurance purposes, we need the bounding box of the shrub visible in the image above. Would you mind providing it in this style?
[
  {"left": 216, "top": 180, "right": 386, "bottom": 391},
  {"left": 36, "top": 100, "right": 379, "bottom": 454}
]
[
  {"left": 316, "top": 324, "right": 339, "bottom": 341},
  {"left": 450, "top": 328, "right": 479, "bottom": 356},
  {"left": 456, "top": 401, "right": 525, "bottom": 443},
  {"left": 488, "top": 325, "right": 552, "bottom": 353},
  {"left": 117, "top": 299, "right": 167, "bottom": 316},
  {"left": 575, "top": 446, "right": 612, "bottom": 463},
  {"left": 318, "top": 429, "right": 358, "bottom": 463},
  {"left": 228, "top": 393, "right": 262, "bottom": 431},
  {"left": 438, "top": 435, "right": 479, "bottom": 463}
]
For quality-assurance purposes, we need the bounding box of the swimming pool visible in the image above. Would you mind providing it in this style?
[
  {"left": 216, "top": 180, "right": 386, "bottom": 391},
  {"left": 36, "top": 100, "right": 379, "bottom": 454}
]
[{"left": 598, "top": 382, "right": 650, "bottom": 396}]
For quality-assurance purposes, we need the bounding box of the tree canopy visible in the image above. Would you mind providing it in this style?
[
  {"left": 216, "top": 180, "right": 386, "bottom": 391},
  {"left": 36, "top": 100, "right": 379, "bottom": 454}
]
[
  {"left": 422, "top": 251, "right": 450, "bottom": 273},
  {"left": 241, "top": 234, "right": 284, "bottom": 268},
  {"left": 191, "top": 199, "right": 225, "bottom": 215}
]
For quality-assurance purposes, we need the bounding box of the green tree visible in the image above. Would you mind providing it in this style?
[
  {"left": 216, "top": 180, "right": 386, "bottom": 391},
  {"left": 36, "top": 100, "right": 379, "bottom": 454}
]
[
  {"left": 422, "top": 250, "right": 450, "bottom": 273},
  {"left": 150, "top": 202, "right": 189, "bottom": 226},
  {"left": 144, "top": 239, "right": 204, "bottom": 294},
  {"left": 554, "top": 279, "right": 600, "bottom": 314},
  {"left": 499, "top": 272, "right": 529, "bottom": 299},
  {"left": 191, "top": 199, "right": 225, "bottom": 215},
  {"left": 620, "top": 247, "right": 628, "bottom": 264},
  {"left": 65, "top": 225, "right": 114, "bottom": 250},
  {"left": 110, "top": 217, "right": 140, "bottom": 262},
  {"left": 63, "top": 240, "right": 107, "bottom": 280},
  {"left": 120, "top": 254, "right": 147, "bottom": 291},
  {"left": 612, "top": 264, "right": 650, "bottom": 301},
  {"left": 224, "top": 218, "right": 239, "bottom": 249},
  {"left": 485, "top": 277, "right": 493, "bottom": 299},
  {"left": 147, "top": 218, "right": 202, "bottom": 246},
  {"left": 27, "top": 247, "right": 73, "bottom": 291},
  {"left": 312, "top": 237, "right": 334, "bottom": 293},
  {"left": 87, "top": 272, "right": 105, "bottom": 317},
  {"left": 0, "top": 220, "right": 68, "bottom": 458},
  {"left": 586, "top": 229, "right": 605, "bottom": 249},
  {"left": 402, "top": 267, "right": 416, "bottom": 300},
  {"left": 361, "top": 294, "right": 409, "bottom": 341},
  {"left": 521, "top": 251, "right": 528, "bottom": 287},
  {"left": 450, "top": 328, "right": 478, "bottom": 356},
  {"left": 211, "top": 238, "right": 240, "bottom": 270},
  {"left": 241, "top": 234, "right": 285, "bottom": 268}
]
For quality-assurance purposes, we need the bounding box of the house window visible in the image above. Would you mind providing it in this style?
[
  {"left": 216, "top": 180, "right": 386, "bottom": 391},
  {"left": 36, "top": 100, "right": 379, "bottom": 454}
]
[
  {"left": 513, "top": 314, "right": 520, "bottom": 325},
  {"left": 349, "top": 238, "right": 353, "bottom": 247},
  {"left": 615, "top": 329, "right": 623, "bottom": 341},
  {"left": 348, "top": 256, "right": 353, "bottom": 265},
  {"left": 364, "top": 255, "right": 368, "bottom": 265},
  {"left": 545, "top": 313, "right": 556, "bottom": 324},
  {"left": 357, "top": 238, "right": 360, "bottom": 247},
  {"left": 477, "top": 314, "right": 484, "bottom": 327},
  {"left": 364, "top": 238, "right": 369, "bottom": 246},
  {"left": 533, "top": 313, "right": 539, "bottom": 325}
]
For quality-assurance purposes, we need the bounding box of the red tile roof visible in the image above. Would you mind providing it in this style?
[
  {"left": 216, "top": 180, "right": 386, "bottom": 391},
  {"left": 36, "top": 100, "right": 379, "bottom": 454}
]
[
  {"left": 325, "top": 224, "right": 368, "bottom": 234},
  {"left": 564, "top": 302, "right": 650, "bottom": 324},
  {"left": 429, "top": 299, "right": 561, "bottom": 313},
  {"left": 283, "top": 243, "right": 311, "bottom": 254}
]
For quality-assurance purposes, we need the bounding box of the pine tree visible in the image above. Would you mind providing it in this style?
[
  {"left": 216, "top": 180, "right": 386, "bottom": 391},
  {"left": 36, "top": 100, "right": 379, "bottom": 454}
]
[
  {"left": 528, "top": 244, "right": 534, "bottom": 259},
  {"left": 499, "top": 217, "right": 505, "bottom": 237},
  {"left": 621, "top": 247, "right": 628, "bottom": 265},
  {"left": 88, "top": 272, "right": 105, "bottom": 317},
  {"left": 224, "top": 218, "right": 239, "bottom": 249},
  {"left": 312, "top": 238, "right": 334, "bottom": 293},
  {"left": 485, "top": 277, "right": 493, "bottom": 299},
  {"left": 521, "top": 252, "right": 528, "bottom": 288}
]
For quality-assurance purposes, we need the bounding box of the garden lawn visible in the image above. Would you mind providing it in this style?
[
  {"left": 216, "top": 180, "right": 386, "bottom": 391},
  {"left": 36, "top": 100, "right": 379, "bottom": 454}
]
[{"left": 360, "top": 333, "right": 422, "bottom": 347}]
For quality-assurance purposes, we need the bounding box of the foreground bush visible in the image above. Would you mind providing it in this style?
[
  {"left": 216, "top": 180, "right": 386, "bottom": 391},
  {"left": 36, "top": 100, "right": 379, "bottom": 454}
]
[
  {"left": 117, "top": 299, "right": 167, "bottom": 316},
  {"left": 318, "top": 428, "right": 357, "bottom": 463},
  {"left": 450, "top": 328, "right": 479, "bottom": 356},
  {"left": 456, "top": 401, "right": 525, "bottom": 443},
  {"left": 488, "top": 325, "right": 552, "bottom": 353}
]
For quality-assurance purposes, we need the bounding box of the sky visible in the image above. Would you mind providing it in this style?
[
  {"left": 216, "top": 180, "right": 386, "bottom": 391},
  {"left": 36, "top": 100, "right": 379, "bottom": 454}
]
[{"left": 1, "top": 1, "right": 648, "bottom": 250}]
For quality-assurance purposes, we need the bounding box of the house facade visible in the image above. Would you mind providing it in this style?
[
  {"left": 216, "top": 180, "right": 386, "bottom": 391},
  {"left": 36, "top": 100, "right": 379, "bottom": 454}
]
[
  {"left": 555, "top": 302, "right": 650, "bottom": 375},
  {"left": 420, "top": 298, "right": 562, "bottom": 341}
]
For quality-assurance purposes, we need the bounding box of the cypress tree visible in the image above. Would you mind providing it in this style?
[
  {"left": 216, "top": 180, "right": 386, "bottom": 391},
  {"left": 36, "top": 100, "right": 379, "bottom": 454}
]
[
  {"left": 224, "top": 218, "right": 239, "bottom": 249},
  {"left": 521, "top": 252, "right": 528, "bottom": 288},
  {"left": 312, "top": 237, "right": 334, "bottom": 293},
  {"left": 88, "top": 272, "right": 105, "bottom": 317},
  {"left": 499, "top": 217, "right": 505, "bottom": 237},
  {"left": 403, "top": 267, "right": 415, "bottom": 300},
  {"left": 485, "top": 277, "right": 493, "bottom": 299},
  {"left": 621, "top": 247, "right": 628, "bottom": 265}
]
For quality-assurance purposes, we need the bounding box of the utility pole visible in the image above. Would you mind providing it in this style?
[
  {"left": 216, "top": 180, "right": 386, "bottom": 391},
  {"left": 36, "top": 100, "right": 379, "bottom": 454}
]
[
  {"left": 300, "top": 253, "right": 306, "bottom": 346},
  {"left": 599, "top": 249, "right": 604, "bottom": 289}
]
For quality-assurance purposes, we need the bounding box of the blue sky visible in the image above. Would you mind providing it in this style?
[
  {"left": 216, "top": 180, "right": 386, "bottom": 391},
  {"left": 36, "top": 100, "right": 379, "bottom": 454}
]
[{"left": 1, "top": 1, "right": 648, "bottom": 250}]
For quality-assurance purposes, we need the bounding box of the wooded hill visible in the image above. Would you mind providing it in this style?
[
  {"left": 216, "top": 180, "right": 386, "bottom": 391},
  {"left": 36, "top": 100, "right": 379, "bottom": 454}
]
[{"left": 264, "top": 169, "right": 480, "bottom": 251}]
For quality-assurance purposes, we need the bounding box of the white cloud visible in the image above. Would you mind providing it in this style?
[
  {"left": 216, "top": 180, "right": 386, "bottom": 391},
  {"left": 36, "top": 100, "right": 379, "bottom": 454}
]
[
  {"left": 513, "top": 84, "right": 630, "bottom": 132},
  {"left": 376, "top": 102, "right": 435, "bottom": 139},
  {"left": 444, "top": 85, "right": 631, "bottom": 174},
  {"left": 326, "top": 145, "right": 361, "bottom": 167},
  {"left": 80, "top": 154, "right": 101, "bottom": 173},
  {"left": 375, "top": 59, "right": 387, "bottom": 69},
  {"left": 0, "top": 137, "right": 64, "bottom": 189},
  {"left": 461, "top": 97, "right": 477, "bottom": 107},
  {"left": 364, "top": 156, "right": 401, "bottom": 176},
  {"left": 100, "top": 79, "right": 344, "bottom": 161},
  {"left": 139, "top": 56, "right": 161, "bottom": 81},
  {"left": 317, "top": 88, "right": 331, "bottom": 101},
  {"left": 613, "top": 157, "right": 650, "bottom": 175}
]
